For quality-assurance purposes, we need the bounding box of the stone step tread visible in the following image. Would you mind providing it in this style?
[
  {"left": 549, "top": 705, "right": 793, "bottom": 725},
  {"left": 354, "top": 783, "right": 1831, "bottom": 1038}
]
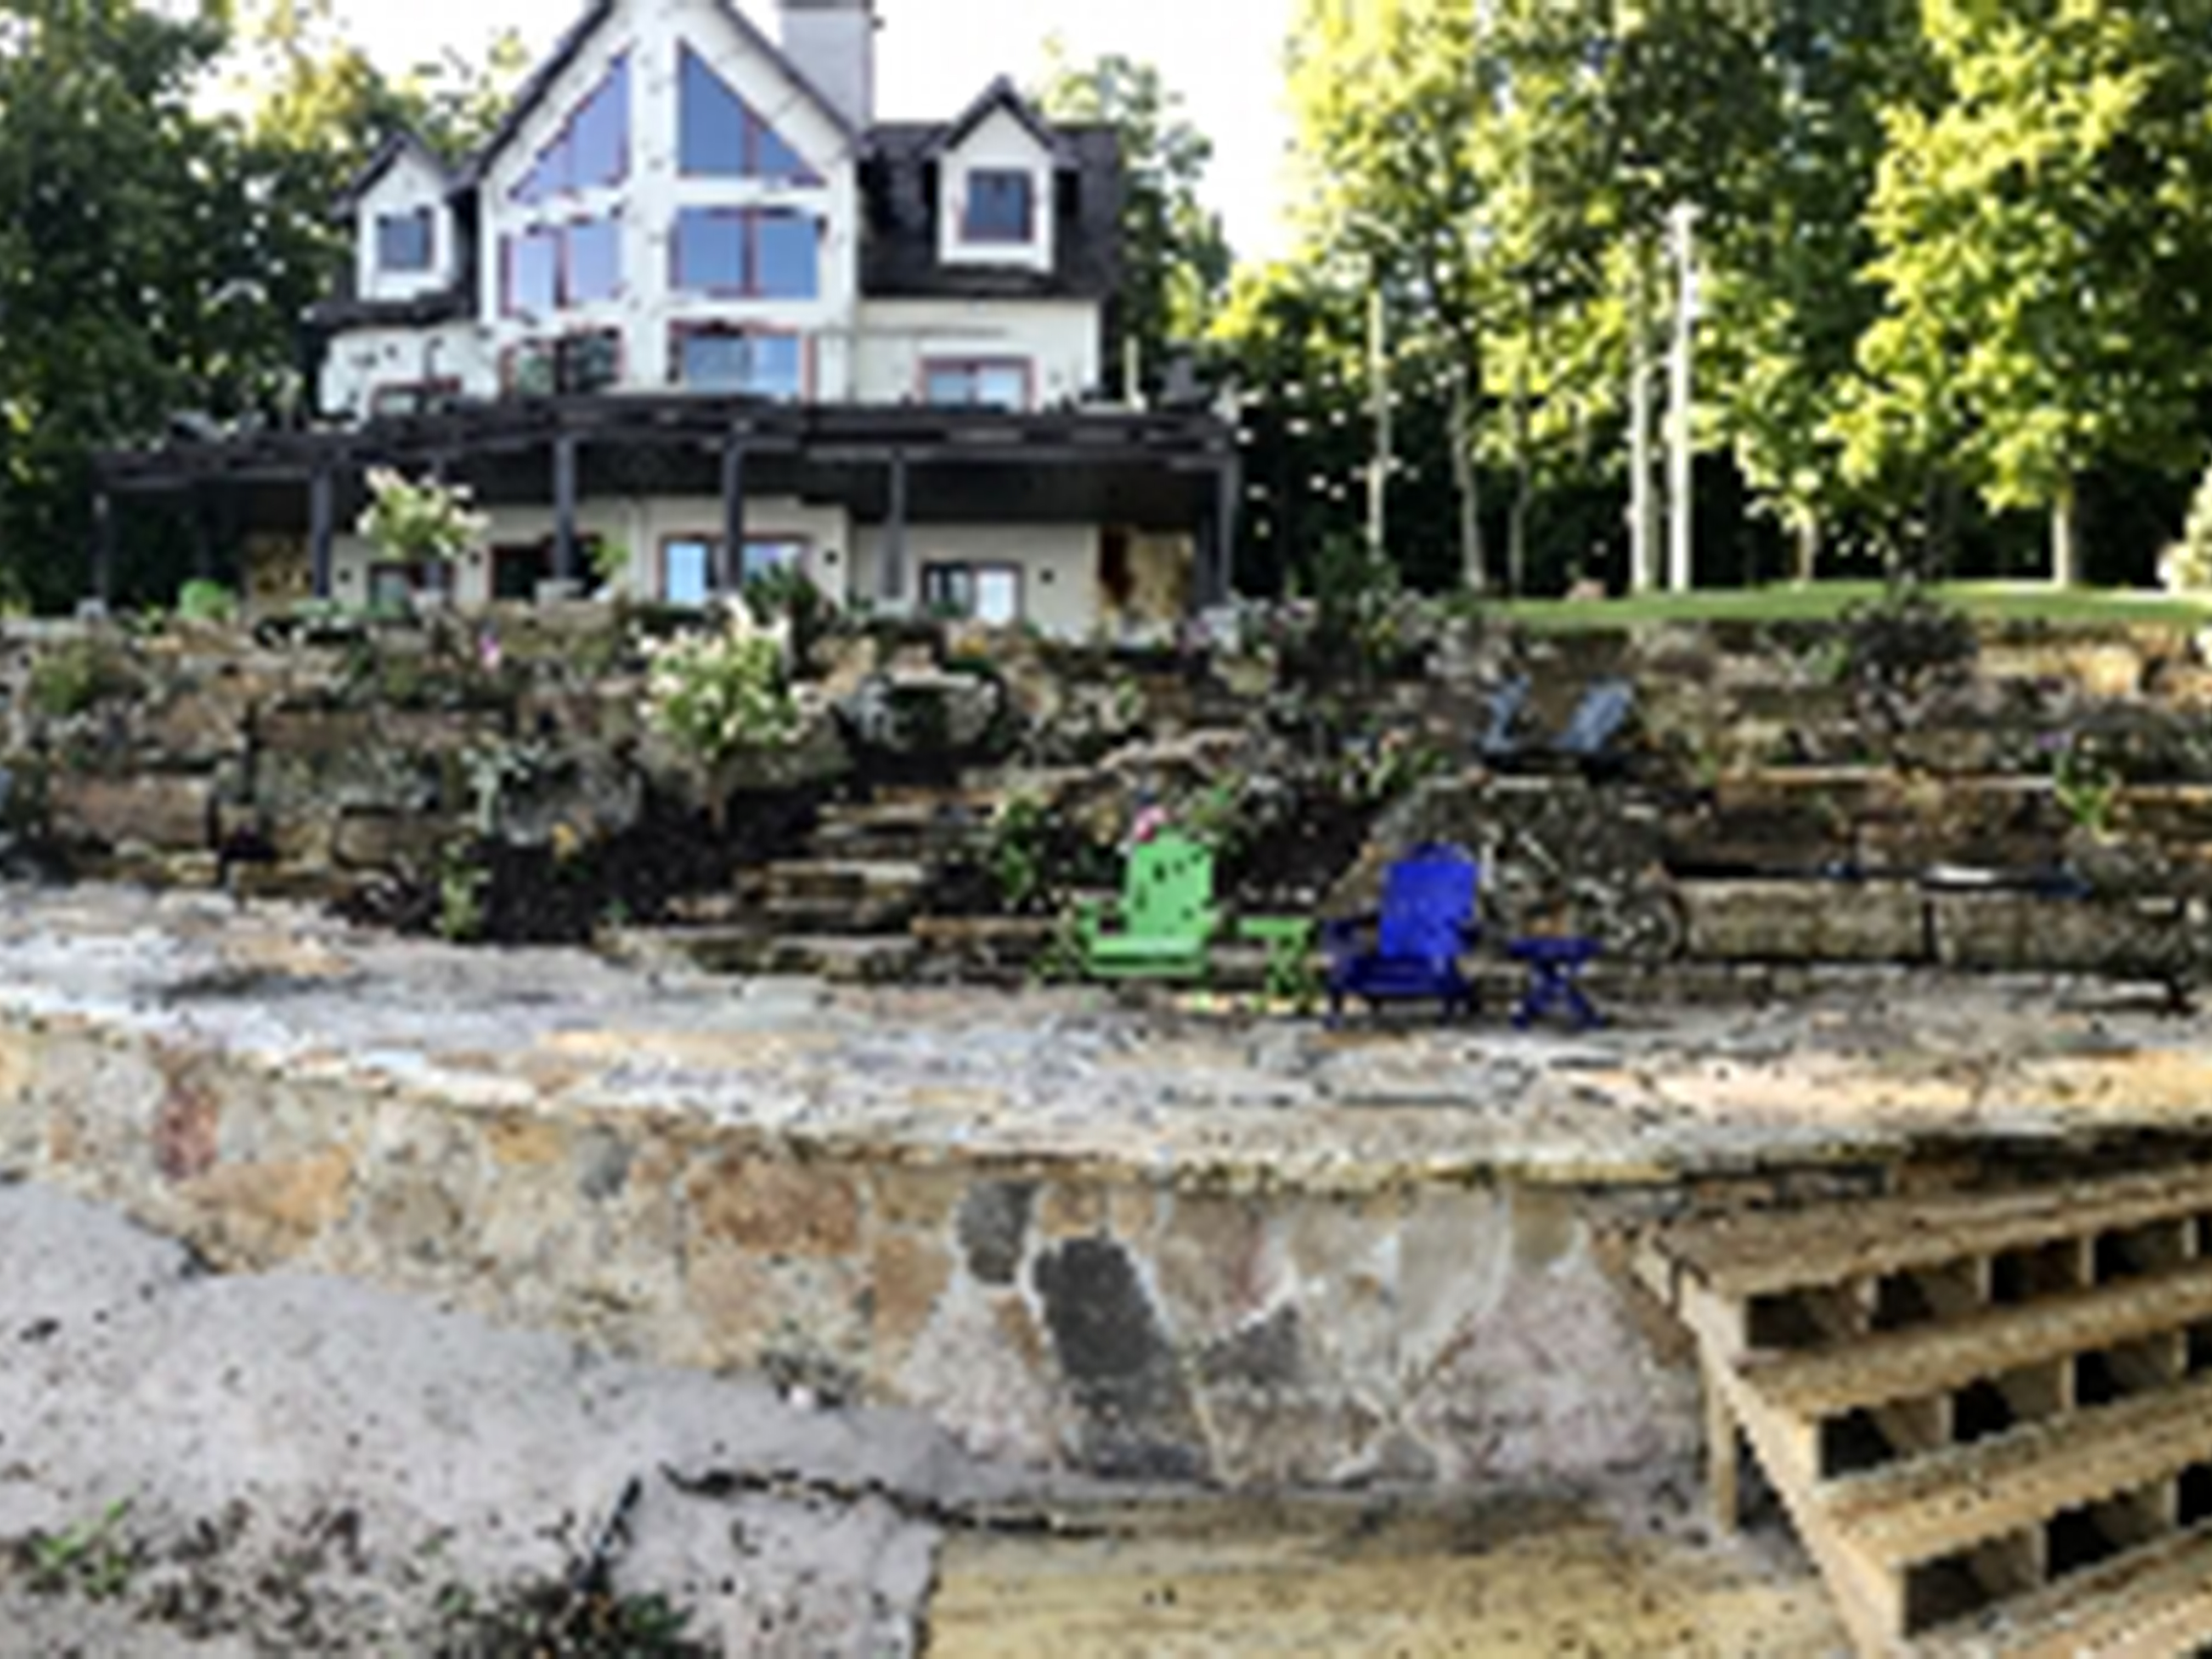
[
  {"left": 1915, "top": 1521, "right": 2212, "bottom": 1658},
  {"left": 1657, "top": 1163, "right": 2212, "bottom": 1301},
  {"left": 763, "top": 857, "right": 935, "bottom": 882},
  {"left": 760, "top": 898, "right": 921, "bottom": 932},
  {"left": 1743, "top": 1258, "right": 2212, "bottom": 1422},
  {"left": 1821, "top": 1372, "right": 2212, "bottom": 1571},
  {"left": 815, "top": 799, "right": 988, "bottom": 828}
]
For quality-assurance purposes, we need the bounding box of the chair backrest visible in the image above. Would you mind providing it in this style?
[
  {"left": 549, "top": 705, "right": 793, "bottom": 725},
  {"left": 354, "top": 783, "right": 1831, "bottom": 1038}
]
[
  {"left": 1120, "top": 830, "right": 1215, "bottom": 940},
  {"left": 1554, "top": 676, "right": 1636, "bottom": 757},
  {"left": 1479, "top": 674, "right": 1533, "bottom": 759},
  {"left": 1376, "top": 842, "right": 1479, "bottom": 960}
]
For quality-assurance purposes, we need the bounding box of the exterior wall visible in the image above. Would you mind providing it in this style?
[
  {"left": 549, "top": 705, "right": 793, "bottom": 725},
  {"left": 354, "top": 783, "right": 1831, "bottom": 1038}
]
[
  {"left": 354, "top": 148, "right": 455, "bottom": 305},
  {"left": 935, "top": 106, "right": 1054, "bottom": 275},
  {"left": 853, "top": 298, "right": 1101, "bottom": 409},
  {"left": 334, "top": 493, "right": 850, "bottom": 606},
  {"left": 319, "top": 322, "right": 498, "bottom": 419},
  {"left": 853, "top": 521, "right": 1098, "bottom": 635},
  {"left": 471, "top": 0, "right": 860, "bottom": 397}
]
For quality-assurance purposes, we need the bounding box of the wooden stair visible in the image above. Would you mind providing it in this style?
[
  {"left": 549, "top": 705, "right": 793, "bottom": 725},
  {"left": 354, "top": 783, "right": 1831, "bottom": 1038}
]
[{"left": 1639, "top": 1163, "right": 2212, "bottom": 1657}]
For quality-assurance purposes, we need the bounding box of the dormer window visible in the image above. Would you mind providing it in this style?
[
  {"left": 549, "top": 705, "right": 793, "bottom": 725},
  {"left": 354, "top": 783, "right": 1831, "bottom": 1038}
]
[
  {"left": 376, "top": 207, "right": 433, "bottom": 272},
  {"left": 962, "top": 170, "right": 1032, "bottom": 242}
]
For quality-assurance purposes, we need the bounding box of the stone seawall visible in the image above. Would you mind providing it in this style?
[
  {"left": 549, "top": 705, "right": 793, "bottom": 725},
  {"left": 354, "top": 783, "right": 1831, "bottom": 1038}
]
[{"left": 0, "top": 1001, "right": 1697, "bottom": 1489}]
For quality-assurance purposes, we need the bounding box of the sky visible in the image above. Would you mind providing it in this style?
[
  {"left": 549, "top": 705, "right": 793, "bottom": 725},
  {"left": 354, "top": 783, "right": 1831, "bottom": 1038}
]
[{"left": 334, "top": 0, "right": 1302, "bottom": 262}]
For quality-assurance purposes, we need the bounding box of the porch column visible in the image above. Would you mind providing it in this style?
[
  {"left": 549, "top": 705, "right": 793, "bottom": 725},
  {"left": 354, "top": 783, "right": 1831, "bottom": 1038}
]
[
  {"left": 1204, "top": 455, "right": 1240, "bottom": 608},
  {"left": 308, "top": 462, "right": 335, "bottom": 600},
  {"left": 881, "top": 448, "right": 908, "bottom": 606},
  {"left": 552, "top": 431, "right": 580, "bottom": 583},
  {"left": 189, "top": 487, "right": 213, "bottom": 582},
  {"left": 86, "top": 488, "right": 115, "bottom": 610},
  {"left": 719, "top": 426, "right": 747, "bottom": 594}
]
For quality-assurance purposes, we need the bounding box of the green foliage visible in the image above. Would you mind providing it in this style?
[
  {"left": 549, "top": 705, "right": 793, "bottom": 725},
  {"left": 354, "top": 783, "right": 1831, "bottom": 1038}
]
[
  {"left": 435, "top": 838, "right": 487, "bottom": 943},
  {"left": 585, "top": 536, "right": 631, "bottom": 591},
  {"left": 26, "top": 636, "right": 138, "bottom": 718},
  {"left": 355, "top": 468, "right": 488, "bottom": 566},
  {"left": 641, "top": 609, "right": 800, "bottom": 770},
  {"left": 986, "top": 792, "right": 1053, "bottom": 914},
  {"left": 176, "top": 578, "right": 240, "bottom": 623},
  {"left": 2162, "top": 461, "right": 2212, "bottom": 594},
  {"left": 2051, "top": 738, "right": 2121, "bottom": 838},
  {"left": 25, "top": 1497, "right": 136, "bottom": 1600},
  {"left": 740, "top": 563, "right": 833, "bottom": 659},
  {"left": 1033, "top": 43, "right": 1229, "bottom": 385}
]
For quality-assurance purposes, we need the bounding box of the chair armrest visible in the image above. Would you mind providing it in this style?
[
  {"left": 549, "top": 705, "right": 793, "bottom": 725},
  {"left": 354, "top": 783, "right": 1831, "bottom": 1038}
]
[{"left": 1320, "top": 914, "right": 1374, "bottom": 957}]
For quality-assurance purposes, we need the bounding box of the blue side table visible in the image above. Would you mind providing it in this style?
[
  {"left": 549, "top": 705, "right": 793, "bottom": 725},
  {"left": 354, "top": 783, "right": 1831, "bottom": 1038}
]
[{"left": 1508, "top": 935, "right": 1604, "bottom": 1031}]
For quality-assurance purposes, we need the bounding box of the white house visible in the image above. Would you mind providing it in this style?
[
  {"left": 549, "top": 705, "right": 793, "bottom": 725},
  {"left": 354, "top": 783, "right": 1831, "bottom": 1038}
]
[{"left": 97, "top": 0, "right": 1236, "bottom": 635}]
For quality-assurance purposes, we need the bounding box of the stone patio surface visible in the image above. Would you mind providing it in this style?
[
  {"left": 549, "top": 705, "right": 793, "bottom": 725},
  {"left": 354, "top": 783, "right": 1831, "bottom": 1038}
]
[{"left": 3, "top": 882, "right": 2208, "bottom": 1187}]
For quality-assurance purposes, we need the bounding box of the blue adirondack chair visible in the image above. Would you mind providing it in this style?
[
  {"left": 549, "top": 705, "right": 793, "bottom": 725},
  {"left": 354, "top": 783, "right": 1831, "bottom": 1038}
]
[{"left": 1322, "top": 843, "right": 1481, "bottom": 1024}]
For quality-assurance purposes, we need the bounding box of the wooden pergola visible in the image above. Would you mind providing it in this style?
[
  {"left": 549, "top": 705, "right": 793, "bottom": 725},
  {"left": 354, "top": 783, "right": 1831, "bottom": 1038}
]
[{"left": 92, "top": 395, "right": 1241, "bottom": 610}]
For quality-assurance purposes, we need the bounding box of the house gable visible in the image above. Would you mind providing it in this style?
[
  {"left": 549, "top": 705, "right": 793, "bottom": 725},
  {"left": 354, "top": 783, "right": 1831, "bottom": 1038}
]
[
  {"left": 352, "top": 135, "right": 456, "bottom": 306},
  {"left": 934, "top": 92, "right": 1060, "bottom": 277}
]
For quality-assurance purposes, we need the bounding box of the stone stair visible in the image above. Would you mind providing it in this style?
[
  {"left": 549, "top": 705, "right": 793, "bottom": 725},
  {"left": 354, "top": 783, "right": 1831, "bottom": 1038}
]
[{"left": 1638, "top": 1164, "right": 2212, "bottom": 1656}]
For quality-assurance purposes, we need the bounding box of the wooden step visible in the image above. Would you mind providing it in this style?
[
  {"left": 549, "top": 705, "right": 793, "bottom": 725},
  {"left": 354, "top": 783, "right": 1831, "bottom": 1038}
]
[
  {"left": 1658, "top": 1164, "right": 2212, "bottom": 1301},
  {"left": 1822, "top": 1372, "right": 2212, "bottom": 1573},
  {"left": 1916, "top": 1521, "right": 2212, "bottom": 1658},
  {"left": 1745, "top": 1258, "right": 2212, "bottom": 1423}
]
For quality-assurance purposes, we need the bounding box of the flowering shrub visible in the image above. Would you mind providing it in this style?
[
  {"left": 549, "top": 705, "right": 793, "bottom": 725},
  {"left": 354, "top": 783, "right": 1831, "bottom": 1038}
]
[
  {"left": 642, "top": 601, "right": 800, "bottom": 770},
  {"left": 354, "top": 469, "right": 489, "bottom": 566},
  {"left": 2160, "top": 461, "right": 2212, "bottom": 592}
]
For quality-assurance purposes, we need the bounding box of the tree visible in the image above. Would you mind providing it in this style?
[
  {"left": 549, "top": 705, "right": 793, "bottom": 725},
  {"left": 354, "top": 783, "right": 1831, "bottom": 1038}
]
[
  {"left": 0, "top": 0, "right": 253, "bottom": 606},
  {"left": 1032, "top": 42, "right": 1231, "bottom": 398},
  {"left": 1835, "top": 0, "right": 2212, "bottom": 584}
]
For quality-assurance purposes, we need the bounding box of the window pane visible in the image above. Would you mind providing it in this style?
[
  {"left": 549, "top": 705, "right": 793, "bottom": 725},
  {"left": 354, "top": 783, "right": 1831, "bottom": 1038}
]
[
  {"left": 963, "top": 171, "right": 1031, "bottom": 241},
  {"left": 369, "top": 565, "right": 416, "bottom": 608},
  {"left": 741, "top": 540, "right": 803, "bottom": 584},
  {"left": 921, "top": 564, "right": 974, "bottom": 615},
  {"left": 673, "top": 209, "right": 743, "bottom": 292},
  {"left": 974, "top": 364, "right": 1027, "bottom": 409},
  {"left": 376, "top": 208, "right": 431, "bottom": 272},
  {"left": 922, "top": 366, "right": 970, "bottom": 405},
  {"left": 507, "top": 229, "right": 559, "bottom": 316},
  {"left": 566, "top": 216, "right": 620, "bottom": 303},
  {"left": 973, "top": 568, "right": 1020, "bottom": 626},
  {"left": 748, "top": 334, "right": 802, "bottom": 398},
  {"left": 754, "top": 213, "right": 817, "bottom": 297},
  {"left": 678, "top": 45, "right": 747, "bottom": 176},
  {"left": 678, "top": 331, "right": 748, "bottom": 389},
  {"left": 754, "top": 120, "right": 815, "bottom": 183},
  {"left": 557, "top": 332, "right": 619, "bottom": 393},
  {"left": 663, "top": 539, "right": 713, "bottom": 605},
  {"left": 569, "top": 55, "right": 628, "bottom": 189},
  {"left": 509, "top": 342, "right": 556, "bottom": 395}
]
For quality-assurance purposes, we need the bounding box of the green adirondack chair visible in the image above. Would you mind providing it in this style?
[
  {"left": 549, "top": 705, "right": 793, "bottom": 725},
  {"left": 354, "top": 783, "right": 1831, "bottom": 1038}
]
[{"left": 1075, "top": 830, "right": 1220, "bottom": 980}]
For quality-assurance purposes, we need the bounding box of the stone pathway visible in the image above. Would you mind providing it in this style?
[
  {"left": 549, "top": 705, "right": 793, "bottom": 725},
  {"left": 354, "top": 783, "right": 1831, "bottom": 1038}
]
[{"left": 0, "top": 882, "right": 2207, "bottom": 1193}]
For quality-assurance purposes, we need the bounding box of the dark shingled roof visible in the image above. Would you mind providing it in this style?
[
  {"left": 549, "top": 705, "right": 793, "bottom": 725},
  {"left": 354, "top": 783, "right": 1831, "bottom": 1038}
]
[
  {"left": 924, "top": 76, "right": 1073, "bottom": 163},
  {"left": 859, "top": 121, "right": 1121, "bottom": 303}
]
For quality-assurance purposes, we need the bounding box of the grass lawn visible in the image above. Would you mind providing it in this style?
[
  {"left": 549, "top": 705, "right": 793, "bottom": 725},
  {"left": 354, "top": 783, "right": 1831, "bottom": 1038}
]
[{"left": 1494, "top": 580, "right": 2212, "bottom": 631}]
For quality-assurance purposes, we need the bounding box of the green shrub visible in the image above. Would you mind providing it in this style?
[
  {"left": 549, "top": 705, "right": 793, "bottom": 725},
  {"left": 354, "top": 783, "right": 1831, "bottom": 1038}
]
[
  {"left": 175, "top": 579, "right": 240, "bottom": 623},
  {"left": 26, "top": 637, "right": 137, "bottom": 718},
  {"left": 641, "top": 607, "right": 800, "bottom": 770}
]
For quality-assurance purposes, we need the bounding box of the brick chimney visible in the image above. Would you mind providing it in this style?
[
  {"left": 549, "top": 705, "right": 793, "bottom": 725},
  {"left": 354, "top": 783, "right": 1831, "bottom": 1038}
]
[{"left": 777, "top": 0, "right": 875, "bottom": 130}]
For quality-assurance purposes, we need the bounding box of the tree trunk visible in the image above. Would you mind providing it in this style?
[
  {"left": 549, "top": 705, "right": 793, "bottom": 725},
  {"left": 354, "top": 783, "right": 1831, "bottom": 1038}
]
[
  {"left": 1792, "top": 509, "right": 1820, "bottom": 585},
  {"left": 2051, "top": 481, "right": 2081, "bottom": 588},
  {"left": 1508, "top": 358, "right": 1531, "bottom": 597},
  {"left": 1628, "top": 243, "right": 1657, "bottom": 592},
  {"left": 1449, "top": 366, "right": 1483, "bottom": 593}
]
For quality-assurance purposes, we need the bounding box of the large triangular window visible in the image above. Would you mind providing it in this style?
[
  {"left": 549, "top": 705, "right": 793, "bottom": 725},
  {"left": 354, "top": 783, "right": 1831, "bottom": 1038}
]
[
  {"left": 678, "top": 44, "right": 820, "bottom": 182},
  {"left": 513, "top": 54, "right": 630, "bottom": 204}
]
